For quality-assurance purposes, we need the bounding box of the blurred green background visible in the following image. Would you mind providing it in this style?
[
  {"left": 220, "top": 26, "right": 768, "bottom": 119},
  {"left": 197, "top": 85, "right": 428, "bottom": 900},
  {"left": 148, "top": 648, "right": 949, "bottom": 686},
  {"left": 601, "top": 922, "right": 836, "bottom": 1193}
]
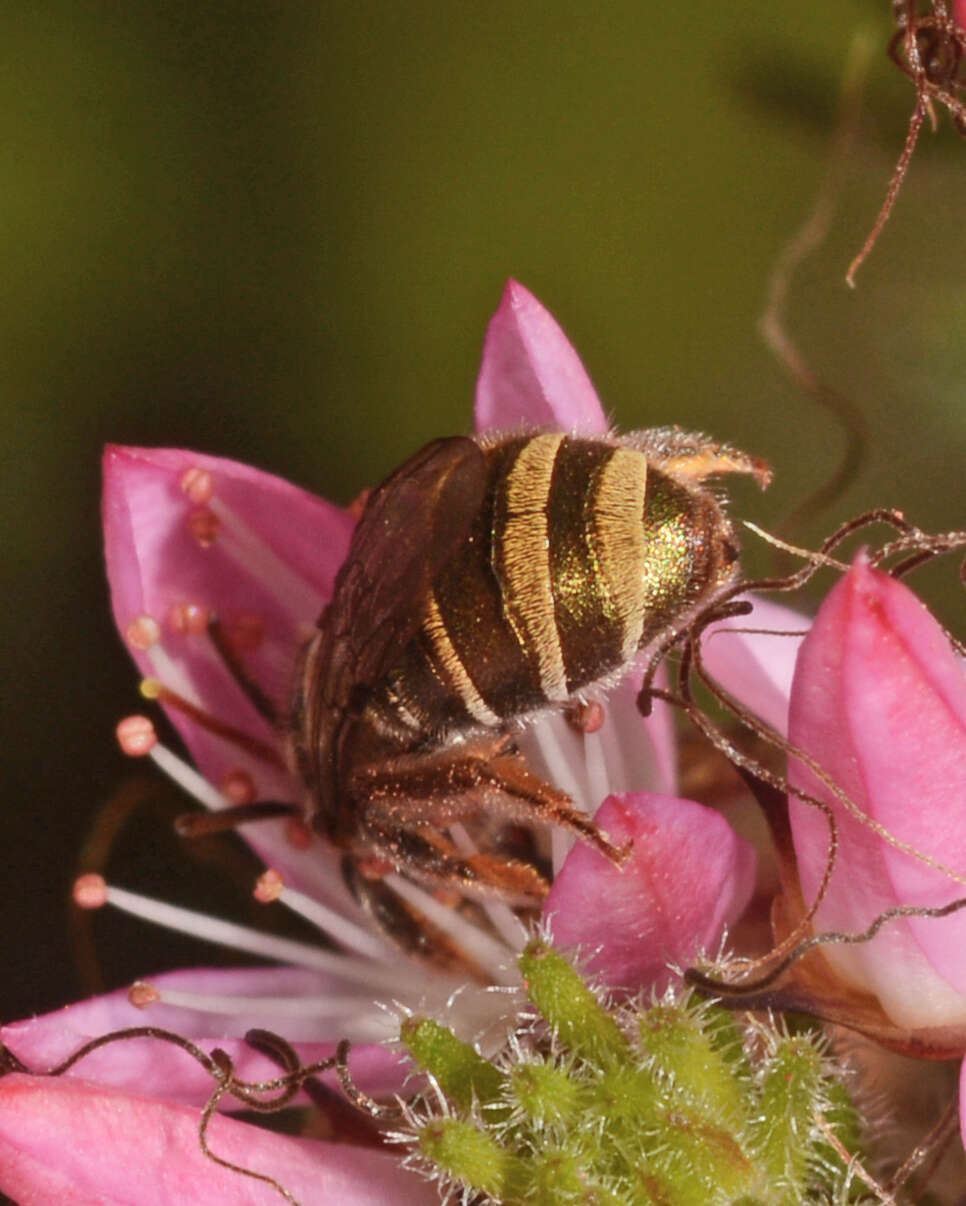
[{"left": 2, "top": 2, "right": 964, "bottom": 1025}]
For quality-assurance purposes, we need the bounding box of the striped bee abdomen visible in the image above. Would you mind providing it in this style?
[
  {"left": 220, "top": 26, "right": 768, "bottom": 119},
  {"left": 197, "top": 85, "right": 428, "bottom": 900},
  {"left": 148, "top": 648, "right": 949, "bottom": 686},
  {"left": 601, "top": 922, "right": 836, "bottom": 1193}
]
[{"left": 370, "top": 432, "right": 736, "bottom": 741}]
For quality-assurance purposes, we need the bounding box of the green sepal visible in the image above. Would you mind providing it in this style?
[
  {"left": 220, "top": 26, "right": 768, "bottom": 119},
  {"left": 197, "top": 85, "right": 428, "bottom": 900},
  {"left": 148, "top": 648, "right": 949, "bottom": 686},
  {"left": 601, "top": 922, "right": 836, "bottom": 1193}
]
[
  {"left": 402, "top": 945, "right": 871, "bottom": 1206},
  {"left": 755, "top": 1033, "right": 826, "bottom": 1193},
  {"left": 508, "top": 1058, "right": 581, "bottom": 1128},
  {"left": 637, "top": 1000, "right": 750, "bottom": 1130},
  {"left": 647, "top": 1103, "right": 755, "bottom": 1206},
  {"left": 417, "top": 1117, "right": 526, "bottom": 1200},
  {"left": 812, "top": 1078, "right": 865, "bottom": 1196},
  {"left": 525, "top": 1147, "right": 632, "bottom": 1205},
  {"left": 519, "top": 937, "right": 630, "bottom": 1064},
  {"left": 401, "top": 1016, "right": 505, "bottom": 1114}
]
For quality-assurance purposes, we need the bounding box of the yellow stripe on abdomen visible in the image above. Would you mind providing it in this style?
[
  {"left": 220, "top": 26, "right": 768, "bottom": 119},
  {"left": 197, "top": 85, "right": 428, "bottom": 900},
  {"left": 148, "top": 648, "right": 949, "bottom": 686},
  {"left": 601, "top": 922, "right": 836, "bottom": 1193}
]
[
  {"left": 422, "top": 591, "right": 501, "bottom": 726},
  {"left": 495, "top": 432, "right": 569, "bottom": 702},
  {"left": 591, "top": 447, "right": 649, "bottom": 660}
]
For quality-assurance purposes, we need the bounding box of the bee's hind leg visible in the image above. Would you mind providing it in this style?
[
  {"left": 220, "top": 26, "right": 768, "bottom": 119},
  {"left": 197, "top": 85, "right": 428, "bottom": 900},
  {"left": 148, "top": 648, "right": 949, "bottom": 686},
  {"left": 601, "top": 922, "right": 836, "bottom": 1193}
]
[
  {"left": 353, "top": 812, "right": 550, "bottom": 903},
  {"left": 349, "top": 734, "right": 628, "bottom": 896}
]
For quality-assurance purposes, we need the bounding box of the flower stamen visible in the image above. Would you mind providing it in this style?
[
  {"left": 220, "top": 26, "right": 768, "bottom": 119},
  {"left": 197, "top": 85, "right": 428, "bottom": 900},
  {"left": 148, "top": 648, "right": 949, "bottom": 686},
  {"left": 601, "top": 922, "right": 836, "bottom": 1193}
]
[
  {"left": 581, "top": 725, "right": 610, "bottom": 818},
  {"left": 525, "top": 715, "right": 591, "bottom": 875},
  {"left": 140, "top": 677, "right": 283, "bottom": 766},
  {"left": 187, "top": 506, "right": 220, "bottom": 547},
  {"left": 220, "top": 768, "right": 256, "bottom": 804},
  {"left": 140, "top": 642, "right": 204, "bottom": 706},
  {"left": 384, "top": 874, "right": 521, "bottom": 987},
  {"left": 71, "top": 874, "right": 428, "bottom": 995},
  {"left": 125, "top": 615, "right": 162, "bottom": 650},
  {"left": 179, "top": 466, "right": 215, "bottom": 505},
  {"left": 116, "top": 716, "right": 233, "bottom": 810},
  {"left": 167, "top": 601, "right": 210, "bottom": 636},
  {"left": 447, "top": 824, "right": 529, "bottom": 953},
  {"left": 133, "top": 981, "right": 399, "bottom": 1031},
  {"left": 205, "top": 495, "right": 324, "bottom": 624},
  {"left": 255, "top": 869, "right": 396, "bottom": 963}
]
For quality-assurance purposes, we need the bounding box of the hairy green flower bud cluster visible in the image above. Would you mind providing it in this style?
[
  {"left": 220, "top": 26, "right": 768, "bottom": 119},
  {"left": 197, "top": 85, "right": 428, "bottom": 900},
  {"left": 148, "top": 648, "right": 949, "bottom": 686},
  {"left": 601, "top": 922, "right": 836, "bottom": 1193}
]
[{"left": 398, "top": 938, "right": 872, "bottom": 1205}]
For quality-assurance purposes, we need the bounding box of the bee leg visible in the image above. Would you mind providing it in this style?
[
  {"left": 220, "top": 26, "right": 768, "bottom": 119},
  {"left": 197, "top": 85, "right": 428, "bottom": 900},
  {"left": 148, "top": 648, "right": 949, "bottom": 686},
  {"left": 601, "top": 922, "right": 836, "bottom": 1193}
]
[
  {"left": 351, "top": 738, "right": 628, "bottom": 871},
  {"left": 174, "top": 800, "right": 300, "bottom": 838},
  {"left": 354, "top": 811, "right": 550, "bottom": 902},
  {"left": 343, "top": 856, "right": 525, "bottom": 978},
  {"left": 623, "top": 428, "right": 772, "bottom": 489},
  {"left": 483, "top": 747, "right": 628, "bottom": 863}
]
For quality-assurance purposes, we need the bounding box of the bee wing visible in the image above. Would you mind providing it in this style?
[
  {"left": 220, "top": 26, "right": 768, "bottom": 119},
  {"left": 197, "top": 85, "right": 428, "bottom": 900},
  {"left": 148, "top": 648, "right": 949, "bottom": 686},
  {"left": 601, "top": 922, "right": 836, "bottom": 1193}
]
[{"left": 303, "top": 436, "right": 487, "bottom": 803}]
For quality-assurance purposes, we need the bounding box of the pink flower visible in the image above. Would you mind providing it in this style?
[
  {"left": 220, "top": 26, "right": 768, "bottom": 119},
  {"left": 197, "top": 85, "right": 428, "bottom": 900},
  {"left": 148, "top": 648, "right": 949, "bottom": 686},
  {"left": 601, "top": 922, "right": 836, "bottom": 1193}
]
[
  {"left": 0, "top": 1072, "right": 435, "bottom": 1206},
  {"left": 787, "top": 555, "right": 966, "bottom": 1033},
  {"left": 1, "top": 282, "right": 766, "bottom": 1204},
  {"left": 762, "top": 553, "right": 966, "bottom": 1151},
  {"left": 544, "top": 793, "right": 756, "bottom": 994}
]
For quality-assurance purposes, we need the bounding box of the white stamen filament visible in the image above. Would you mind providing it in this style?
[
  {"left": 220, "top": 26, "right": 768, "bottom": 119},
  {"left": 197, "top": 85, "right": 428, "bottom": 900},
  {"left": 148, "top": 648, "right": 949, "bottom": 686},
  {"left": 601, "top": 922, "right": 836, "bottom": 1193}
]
[
  {"left": 276, "top": 883, "right": 396, "bottom": 963},
  {"left": 129, "top": 723, "right": 530, "bottom": 1032},
  {"left": 144, "top": 645, "right": 203, "bottom": 708},
  {"left": 152, "top": 986, "right": 397, "bottom": 1033},
  {"left": 582, "top": 726, "right": 610, "bottom": 817},
  {"left": 535, "top": 715, "right": 592, "bottom": 808},
  {"left": 527, "top": 717, "right": 588, "bottom": 874},
  {"left": 596, "top": 688, "right": 640, "bottom": 797},
  {"left": 148, "top": 743, "right": 230, "bottom": 811},
  {"left": 103, "top": 884, "right": 426, "bottom": 995},
  {"left": 208, "top": 497, "right": 324, "bottom": 625},
  {"left": 384, "top": 874, "right": 521, "bottom": 987},
  {"left": 448, "top": 824, "right": 528, "bottom": 953}
]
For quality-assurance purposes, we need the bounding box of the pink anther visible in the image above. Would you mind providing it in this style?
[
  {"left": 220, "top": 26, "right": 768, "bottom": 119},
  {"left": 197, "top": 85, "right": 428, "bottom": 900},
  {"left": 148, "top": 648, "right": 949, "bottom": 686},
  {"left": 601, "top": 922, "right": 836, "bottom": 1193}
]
[
  {"left": 254, "top": 868, "right": 285, "bottom": 903},
  {"left": 187, "top": 507, "right": 220, "bottom": 548},
  {"left": 116, "top": 714, "right": 158, "bottom": 756},
  {"left": 73, "top": 873, "right": 108, "bottom": 910},
  {"left": 125, "top": 615, "right": 161, "bottom": 650},
  {"left": 128, "top": 981, "right": 162, "bottom": 1009},
  {"left": 167, "top": 601, "right": 210, "bottom": 635},
  {"left": 179, "top": 466, "right": 215, "bottom": 505},
  {"left": 220, "top": 768, "right": 256, "bottom": 805}
]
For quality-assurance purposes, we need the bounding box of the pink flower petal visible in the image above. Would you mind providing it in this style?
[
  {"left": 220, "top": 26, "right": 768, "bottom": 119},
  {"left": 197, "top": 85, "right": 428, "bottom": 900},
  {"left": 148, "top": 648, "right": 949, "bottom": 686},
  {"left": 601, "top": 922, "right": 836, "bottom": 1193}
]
[
  {"left": 543, "top": 793, "right": 756, "bottom": 993},
  {"left": 702, "top": 594, "right": 809, "bottom": 736},
  {"left": 103, "top": 445, "right": 352, "bottom": 745},
  {"left": 955, "top": 0, "right": 965, "bottom": 33},
  {"left": 789, "top": 555, "right": 966, "bottom": 1028},
  {"left": 2, "top": 968, "right": 407, "bottom": 1108},
  {"left": 103, "top": 445, "right": 355, "bottom": 899},
  {"left": 0, "top": 1074, "right": 435, "bottom": 1206},
  {"left": 474, "top": 280, "right": 609, "bottom": 433}
]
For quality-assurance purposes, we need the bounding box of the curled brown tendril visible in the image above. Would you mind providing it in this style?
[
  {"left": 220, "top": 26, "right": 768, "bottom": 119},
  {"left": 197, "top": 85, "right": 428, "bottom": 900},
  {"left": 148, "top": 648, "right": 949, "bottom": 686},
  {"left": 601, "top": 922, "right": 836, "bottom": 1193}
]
[
  {"left": 0, "top": 1025, "right": 359, "bottom": 1206},
  {"left": 684, "top": 894, "right": 966, "bottom": 1001},
  {"left": 637, "top": 512, "right": 966, "bottom": 1002},
  {"left": 890, "top": 0, "right": 966, "bottom": 131},
  {"left": 848, "top": 0, "right": 966, "bottom": 284}
]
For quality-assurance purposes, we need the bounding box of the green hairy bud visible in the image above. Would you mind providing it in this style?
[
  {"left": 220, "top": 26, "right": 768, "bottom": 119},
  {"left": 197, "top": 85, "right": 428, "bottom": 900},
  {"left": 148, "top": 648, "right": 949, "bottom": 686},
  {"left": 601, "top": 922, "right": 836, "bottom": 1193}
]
[{"left": 399, "top": 939, "right": 871, "bottom": 1205}]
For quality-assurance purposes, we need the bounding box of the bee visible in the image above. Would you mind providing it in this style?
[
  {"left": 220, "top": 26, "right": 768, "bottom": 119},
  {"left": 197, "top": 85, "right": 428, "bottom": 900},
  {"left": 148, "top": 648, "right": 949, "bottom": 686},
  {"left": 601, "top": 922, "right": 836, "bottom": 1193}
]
[{"left": 289, "top": 428, "right": 768, "bottom": 963}]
